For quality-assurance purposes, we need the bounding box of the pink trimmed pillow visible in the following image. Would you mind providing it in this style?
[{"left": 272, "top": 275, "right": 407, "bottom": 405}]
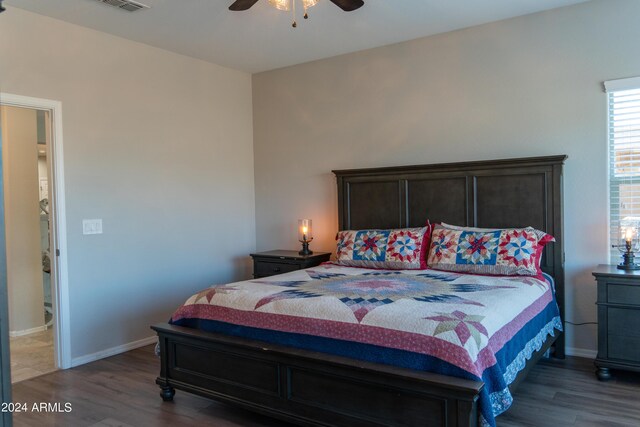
[
  {"left": 335, "top": 226, "right": 429, "bottom": 270},
  {"left": 427, "top": 223, "right": 554, "bottom": 277}
]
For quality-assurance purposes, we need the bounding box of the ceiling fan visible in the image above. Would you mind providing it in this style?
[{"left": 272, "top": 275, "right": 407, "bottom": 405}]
[{"left": 229, "top": 0, "right": 364, "bottom": 12}]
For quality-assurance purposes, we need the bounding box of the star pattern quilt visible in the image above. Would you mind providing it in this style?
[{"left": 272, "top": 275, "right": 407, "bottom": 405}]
[{"left": 170, "top": 264, "right": 562, "bottom": 427}]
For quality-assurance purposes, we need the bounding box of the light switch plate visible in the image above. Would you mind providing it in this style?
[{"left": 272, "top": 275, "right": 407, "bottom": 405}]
[{"left": 82, "top": 219, "right": 103, "bottom": 235}]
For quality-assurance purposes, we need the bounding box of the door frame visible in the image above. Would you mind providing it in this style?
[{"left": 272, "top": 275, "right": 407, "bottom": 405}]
[
  {"left": 0, "top": 93, "right": 71, "bottom": 369},
  {"left": 0, "top": 103, "right": 12, "bottom": 425}
]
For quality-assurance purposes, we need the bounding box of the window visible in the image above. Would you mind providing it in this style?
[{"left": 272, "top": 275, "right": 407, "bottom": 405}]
[{"left": 606, "top": 76, "right": 640, "bottom": 260}]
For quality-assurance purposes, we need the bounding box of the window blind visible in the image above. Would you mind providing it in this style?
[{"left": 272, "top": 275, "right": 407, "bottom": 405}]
[{"left": 606, "top": 77, "right": 640, "bottom": 261}]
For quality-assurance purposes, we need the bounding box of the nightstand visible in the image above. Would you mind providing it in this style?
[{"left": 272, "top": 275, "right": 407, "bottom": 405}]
[
  {"left": 250, "top": 250, "right": 331, "bottom": 278},
  {"left": 592, "top": 264, "right": 640, "bottom": 381}
]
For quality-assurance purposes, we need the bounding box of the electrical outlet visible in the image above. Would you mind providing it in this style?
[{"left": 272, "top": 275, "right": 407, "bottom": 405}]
[{"left": 82, "top": 219, "right": 103, "bottom": 235}]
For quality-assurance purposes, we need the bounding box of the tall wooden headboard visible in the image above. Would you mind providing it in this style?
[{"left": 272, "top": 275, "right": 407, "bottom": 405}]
[{"left": 333, "top": 155, "right": 567, "bottom": 358}]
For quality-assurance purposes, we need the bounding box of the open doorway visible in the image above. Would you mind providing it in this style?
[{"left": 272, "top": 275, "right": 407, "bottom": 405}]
[
  {"left": 1, "top": 106, "right": 55, "bottom": 382},
  {"left": 0, "top": 93, "right": 70, "bottom": 385}
]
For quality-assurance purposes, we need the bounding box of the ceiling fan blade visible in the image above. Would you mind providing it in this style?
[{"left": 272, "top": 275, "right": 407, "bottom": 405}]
[
  {"left": 328, "top": 0, "right": 364, "bottom": 12},
  {"left": 229, "top": 0, "right": 260, "bottom": 11}
]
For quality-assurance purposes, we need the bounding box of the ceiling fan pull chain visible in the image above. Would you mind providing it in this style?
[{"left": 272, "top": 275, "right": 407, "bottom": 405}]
[
  {"left": 292, "top": 0, "right": 297, "bottom": 27},
  {"left": 304, "top": 1, "right": 309, "bottom": 19}
]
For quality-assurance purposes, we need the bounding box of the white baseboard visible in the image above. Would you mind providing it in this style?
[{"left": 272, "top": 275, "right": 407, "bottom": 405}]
[
  {"left": 70, "top": 335, "right": 157, "bottom": 368},
  {"left": 566, "top": 346, "right": 597, "bottom": 359},
  {"left": 10, "top": 325, "right": 47, "bottom": 337}
]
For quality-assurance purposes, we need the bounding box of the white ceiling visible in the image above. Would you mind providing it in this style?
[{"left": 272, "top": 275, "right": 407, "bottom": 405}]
[{"left": 6, "top": 0, "right": 589, "bottom": 73}]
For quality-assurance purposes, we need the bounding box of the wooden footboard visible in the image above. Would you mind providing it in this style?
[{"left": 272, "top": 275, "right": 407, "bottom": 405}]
[{"left": 152, "top": 323, "right": 483, "bottom": 427}]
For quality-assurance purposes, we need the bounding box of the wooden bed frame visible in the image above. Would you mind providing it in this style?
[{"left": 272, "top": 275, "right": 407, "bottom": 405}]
[{"left": 152, "top": 155, "right": 567, "bottom": 427}]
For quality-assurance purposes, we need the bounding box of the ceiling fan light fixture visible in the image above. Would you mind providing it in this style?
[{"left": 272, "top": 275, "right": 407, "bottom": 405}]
[
  {"left": 230, "top": 0, "right": 360, "bottom": 28},
  {"left": 229, "top": 0, "right": 363, "bottom": 13},
  {"left": 268, "top": 0, "right": 318, "bottom": 12},
  {"left": 268, "top": 0, "right": 291, "bottom": 11}
]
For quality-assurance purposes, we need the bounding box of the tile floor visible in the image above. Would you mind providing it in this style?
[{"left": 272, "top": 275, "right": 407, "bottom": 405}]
[{"left": 10, "top": 328, "right": 56, "bottom": 383}]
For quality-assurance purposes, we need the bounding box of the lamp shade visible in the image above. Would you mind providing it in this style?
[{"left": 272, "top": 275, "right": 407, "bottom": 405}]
[
  {"left": 616, "top": 217, "right": 640, "bottom": 270},
  {"left": 619, "top": 218, "right": 640, "bottom": 253},
  {"left": 298, "top": 219, "right": 313, "bottom": 242}
]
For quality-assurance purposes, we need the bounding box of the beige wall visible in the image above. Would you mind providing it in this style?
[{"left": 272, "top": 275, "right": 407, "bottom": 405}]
[
  {"left": 253, "top": 0, "right": 640, "bottom": 355},
  {"left": 0, "top": 8, "right": 255, "bottom": 361},
  {"left": 1, "top": 106, "right": 45, "bottom": 333}
]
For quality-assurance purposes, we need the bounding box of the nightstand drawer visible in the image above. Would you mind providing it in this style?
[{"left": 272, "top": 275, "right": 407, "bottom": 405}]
[
  {"left": 255, "top": 261, "right": 300, "bottom": 277},
  {"left": 251, "top": 251, "right": 331, "bottom": 278},
  {"left": 608, "top": 308, "right": 640, "bottom": 338},
  {"left": 608, "top": 284, "right": 640, "bottom": 306},
  {"left": 608, "top": 334, "right": 640, "bottom": 362}
]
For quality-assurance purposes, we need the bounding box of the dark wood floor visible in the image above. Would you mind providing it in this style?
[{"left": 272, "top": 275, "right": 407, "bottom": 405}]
[
  {"left": 498, "top": 356, "right": 640, "bottom": 427},
  {"left": 10, "top": 345, "right": 640, "bottom": 426}
]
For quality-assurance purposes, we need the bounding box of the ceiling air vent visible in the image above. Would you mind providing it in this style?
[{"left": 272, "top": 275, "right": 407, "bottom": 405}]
[{"left": 96, "top": 0, "right": 149, "bottom": 12}]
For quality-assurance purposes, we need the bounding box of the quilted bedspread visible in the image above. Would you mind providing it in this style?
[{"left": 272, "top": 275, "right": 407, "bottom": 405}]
[{"left": 170, "top": 264, "right": 562, "bottom": 427}]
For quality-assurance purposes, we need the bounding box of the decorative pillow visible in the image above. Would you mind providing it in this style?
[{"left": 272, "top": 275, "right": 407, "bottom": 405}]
[
  {"left": 427, "top": 223, "right": 554, "bottom": 277},
  {"left": 439, "top": 222, "right": 552, "bottom": 269},
  {"left": 335, "top": 227, "right": 429, "bottom": 270}
]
